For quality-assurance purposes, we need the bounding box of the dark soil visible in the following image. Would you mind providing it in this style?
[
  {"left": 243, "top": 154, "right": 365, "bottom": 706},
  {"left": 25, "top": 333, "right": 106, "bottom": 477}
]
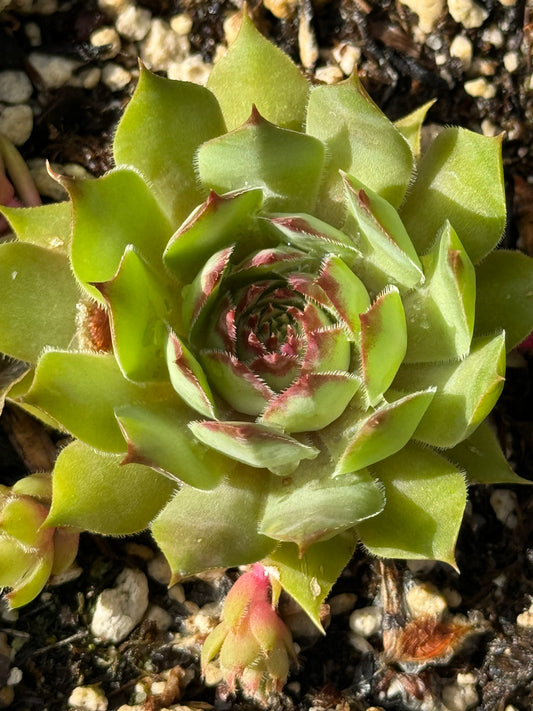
[{"left": 1, "top": 1, "right": 533, "bottom": 709}]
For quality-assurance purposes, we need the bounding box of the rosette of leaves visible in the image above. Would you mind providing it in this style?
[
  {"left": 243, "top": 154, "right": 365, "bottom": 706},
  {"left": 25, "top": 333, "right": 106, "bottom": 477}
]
[{"left": 1, "top": 12, "right": 532, "bottom": 636}]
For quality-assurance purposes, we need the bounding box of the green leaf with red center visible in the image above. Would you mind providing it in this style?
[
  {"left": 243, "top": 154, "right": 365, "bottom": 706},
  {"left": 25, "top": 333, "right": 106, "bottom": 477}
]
[
  {"left": 206, "top": 11, "right": 309, "bottom": 132},
  {"left": 46, "top": 440, "right": 175, "bottom": 534},
  {"left": 444, "top": 421, "right": 530, "bottom": 485},
  {"left": 263, "top": 530, "right": 358, "bottom": 630},
  {"left": 343, "top": 175, "right": 423, "bottom": 289},
  {"left": 151, "top": 467, "right": 277, "bottom": 579},
  {"left": 95, "top": 247, "right": 180, "bottom": 383},
  {"left": 399, "top": 128, "right": 506, "bottom": 264},
  {"left": 402, "top": 221, "right": 476, "bottom": 363},
  {"left": 261, "top": 372, "right": 360, "bottom": 433},
  {"left": 188, "top": 420, "right": 319, "bottom": 475},
  {"left": 0, "top": 242, "right": 80, "bottom": 363},
  {"left": 167, "top": 330, "right": 218, "bottom": 419},
  {"left": 393, "top": 333, "right": 506, "bottom": 448},
  {"left": 67, "top": 169, "right": 173, "bottom": 302},
  {"left": 267, "top": 213, "right": 361, "bottom": 266},
  {"left": 181, "top": 245, "right": 234, "bottom": 338},
  {"left": 335, "top": 389, "right": 436, "bottom": 474},
  {"left": 164, "top": 189, "right": 262, "bottom": 284},
  {"left": 22, "top": 351, "right": 178, "bottom": 452},
  {"left": 200, "top": 350, "right": 275, "bottom": 417},
  {"left": 197, "top": 108, "right": 325, "bottom": 213},
  {"left": 1, "top": 495, "right": 50, "bottom": 548},
  {"left": 360, "top": 286, "right": 407, "bottom": 406},
  {"left": 306, "top": 75, "right": 414, "bottom": 225},
  {"left": 357, "top": 443, "right": 466, "bottom": 566},
  {"left": 473, "top": 249, "right": 533, "bottom": 351},
  {"left": 114, "top": 66, "right": 226, "bottom": 224},
  {"left": 259, "top": 462, "right": 384, "bottom": 550},
  {"left": 116, "top": 401, "right": 226, "bottom": 489},
  {"left": 0, "top": 201, "right": 71, "bottom": 251},
  {"left": 290, "top": 255, "right": 370, "bottom": 339}
]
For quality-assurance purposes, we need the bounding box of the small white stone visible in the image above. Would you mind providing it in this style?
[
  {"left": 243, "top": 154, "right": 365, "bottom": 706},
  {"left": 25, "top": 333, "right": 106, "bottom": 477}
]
[
  {"left": 407, "top": 559, "right": 436, "bottom": 575},
  {"left": 91, "top": 568, "right": 149, "bottom": 643},
  {"left": 298, "top": 6, "right": 318, "bottom": 69},
  {"left": 329, "top": 592, "right": 357, "bottom": 616},
  {"left": 116, "top": 5, "right": 152, "bottom": 41},
  {"left": 0, "top": 71, "right": 32, "bottom": 103},
  {"left": 448, "top": 0, "right": 488, "bottom": 28},
  {"left": 68, "top": 684, "right": 108, "bottom": 711},
  {"left": 406, "top": 582, "right": 448, "bottom": 617},
  {"left": 332, "top": 42, "right": 361, "bottom": 76},
  {"left": 167, "top": 55, "right": 211, "bottom": 85},
  {"left": 141, "top": 19, "right": 189, "bottom": 72},
  {"left": 482, "top": 26, "right": 504, "bottom": 47},
  {"left": 503, "top": 52, "right": 519, "bottom": 73},
  {"left": 490, "top": 489, "right": 518, "bottom": 528},
  {"left": 168, "top": 583, "right": 186, "bottom": 603},
  {"left": 144, "top": 604, "right": 172, "bottom": 632},
  {"left": 97, "top": 0, "right": 130, "bottom": 15},
  {"left": 443, "top": 587, "right": 462, "bottom": 608},
  {"left": 6, "top": 667, "right": 22, "bottom": 686},
  {"left": 77, "top": 67, "right": 102, "bottom": 90},
  {"left": 449, "top": 35, "right": 473, "bottom": 69},
  {"left": 263, "top": 0, "right": 299, "bottom": 19},
  {"left": 147, "top": 553, "right": 171, "bottom": 585},
  {"left": 170, "top": 13, "right": 193, "bottom": 36},
  {"left": 0, "top": 104, "right": 33, "bottom": 145},
  {"left": 223, "top": 12, "right": 242, "bottom": 47},
  {"left": 29, "top": 52, "right": 79, "bottom": 89},
  {"left": 101, "top": 63, "right": 131, "bottom": 91},
  {"left": 464, "top": 77, "right": 496, "bottom": 99},
  {"left": 442, "top": 674, "right": 479, "bottom": 711},
  {"left": 349, "top": 606, "right": 382, "bottom": 637},
  {"left": 497, "top": 0, "right": 516, "bottom": 5},
  {"left": 25, "top": 22, "right": 42, "bottom": 47},
  {"left": 401, "top": 0, "right": 445, "bottom": 33},
  {"left": 516, "top": 602, "right": 533, "bottom": 628},
  {"left": 314, "top": 65, "right": 344, "bottom": 84},
  {"left": 349, "top": 632, "right": 374, "bottom": 655},
  {"left": 90, "top": 27, "right": 121, "bottom": 59},
  {"left": 481, "top": 119, "right": 498, "bottom": 136}
]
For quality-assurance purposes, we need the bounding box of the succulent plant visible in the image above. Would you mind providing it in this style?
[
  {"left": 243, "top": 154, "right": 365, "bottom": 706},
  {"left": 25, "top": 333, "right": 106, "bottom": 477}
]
[{"left": 1, "top": 9, "right": 533, "bottom": 698}]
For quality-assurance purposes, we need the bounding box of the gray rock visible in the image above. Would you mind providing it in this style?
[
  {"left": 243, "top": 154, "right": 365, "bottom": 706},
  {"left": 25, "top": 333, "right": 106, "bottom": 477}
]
[{"left": 91, "top": 568, "right": 149, "bottom": 643}]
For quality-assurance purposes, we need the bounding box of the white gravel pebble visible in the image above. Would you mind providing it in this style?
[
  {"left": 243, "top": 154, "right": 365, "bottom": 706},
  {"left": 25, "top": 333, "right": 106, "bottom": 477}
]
[
  {"left": 28, "top": 52, "right": 79, "bottom": 88},
  {"left": 464, "top": 77, "right": 496, "bottom": 99},
  {"left": 490, "top": 489, "right": 518, "bottom": 528},
  {"left": 102, "top": 63, "right": 131, "bottom": 91},
  {"left": 482, "top": 26, "right": 504, "bottom": 47},
  {"left": 0, "top": 104, "right": 33, "bottom": 145},
  {"left": 449, "top": 35, "right": 473, "bottom": 69},
  {"left": 24, "top": 21, "right": 42, "bottom": 47},
  {"left": 329, "top": 592, "right": 357, "bottom": 615},
  {"left": 68, "top": 684, "right": 108, "bottom": 711},
  {"left": 143, "top": 603, "right": 172, "bottom": 631},
  {"left": 349, "top": 606, "right": 383, "bottom": 637},
  {"left": 0, "top": 70, "right": 32, "bottom": 103},
  {"left": 516, "top": 601, "right": 533, "bottom": 628},
  {"left": 442, "top": 673, "right": 479, "bottom": 711},
  {"left": 91, "top": 568, "right": 149, "bottom": 643},
  {"left": 314, "top": 65, "right": 344, "bottom": 84},
  {"left": 448, "top": 0, "right": 488, "bottom": 28},
  {"left": 116, "top": 5, "right": 152, "bottom": 41},
  {"left": 503, "top": 52, "right": 519, "bottom": 73},
  {"left": 167, "top": 55, "right": 212, "bottom": 85},
  {"left": 332, "top": 42, "right": 361, "bottom": 76},
  {"left": 401, "top": 0, "right": 445, "bottom": 33},
  {"left": 170, "top": 13, "right": 193, "bottom": 36},
  {"left": 263, "top": 0, "right": 299, "bottom": 19},
  {"left": 141, "top": 19, "right": 189, "bottom": 72},
  {"left": 147, "top": 552, "right": 171, "bottom": 585},
  {"left": 90, "top": 27, "right": 121, "bottom": 59},
  {"left": 406, "top": 582, "right": 448, "bottom": 617}
]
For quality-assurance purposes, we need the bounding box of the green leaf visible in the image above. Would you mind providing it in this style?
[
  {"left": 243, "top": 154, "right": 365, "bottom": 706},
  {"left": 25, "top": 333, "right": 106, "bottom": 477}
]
[
  {"left": 343, "top": 175, "right": 423, "bottom": 289},
  {"left": 402, "top": 221, "right": 476, "bottom": 363},
  {"left": 357, "top": 443, "right": 467, "bottom": 566},
  {"left": 7, "top": 554, "right": 54, "bottom": 608},
  {"left": 0, "top": 242, "right": 80, "bottom": 363},
  {"left": 306, "top": 75, "right": 414, "bottom": 225},
  {"left": 97, "top": 247, "right": 178, "bottom": 383},
  {"left": 360, "top": 287, "right": 407, "bottom": 405},
  {"left": 167, "top": 331, "right": 218, "bottom": 419},
  {"left": 188, "top": 420, "right": 319, "bottom": 475},
  {"left": 263, "top": 531, "right": 358, "bottom": 630},
  {"left": 68, "top": 168, "right": 173, "bottom": 301},
  {"left": 399, "top": 128, "right": 506, "bottom": 264},
  {"left": 336, "top": 389, "right": 436, "bottom": 474},
  {"left": 259, "top": 468, "right": 384, "bottom": 550},
  {"left": 394, "top": 100, "right": 435, "bottom": 158},
  {"left": 114, "top": 66, "right": 225, "bottom": 223},
  {"left": 197, "top": 109, "right": 325, "bottom": 213},
  {"left": 206, "top": 11, "right": 309, "bottom": 131},
  {"left": 164, "top": 189, "right": 262, "bottom": 283},
  {"left": 22, "top": 351, "right": 176, "bottom": 453},
  {"left": 394, "top": 333, "right": 506, "bottom": 448},
  {"left": 151, "top": 467, "right": 277, "bottom": 579},
  {"left": 474, "top": 249, "right": 533, "bottom": 351},
  {"left": 116, "top": 402, "right": 226, "bottom": 490},
  {"left": 46, "top": 440, "right": 175, "bottom": 534},
  {"left": 0, "top": 202, "right": 72, "bottom": 250},
  {"left": 445, "top": 420, "right": 530, "bottom": 485}
]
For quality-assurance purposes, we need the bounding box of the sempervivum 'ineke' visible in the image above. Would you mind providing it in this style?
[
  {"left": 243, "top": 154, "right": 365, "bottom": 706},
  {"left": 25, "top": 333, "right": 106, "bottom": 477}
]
[{"left": 0, "top": 9, "right": 532, "bottom": 697}]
